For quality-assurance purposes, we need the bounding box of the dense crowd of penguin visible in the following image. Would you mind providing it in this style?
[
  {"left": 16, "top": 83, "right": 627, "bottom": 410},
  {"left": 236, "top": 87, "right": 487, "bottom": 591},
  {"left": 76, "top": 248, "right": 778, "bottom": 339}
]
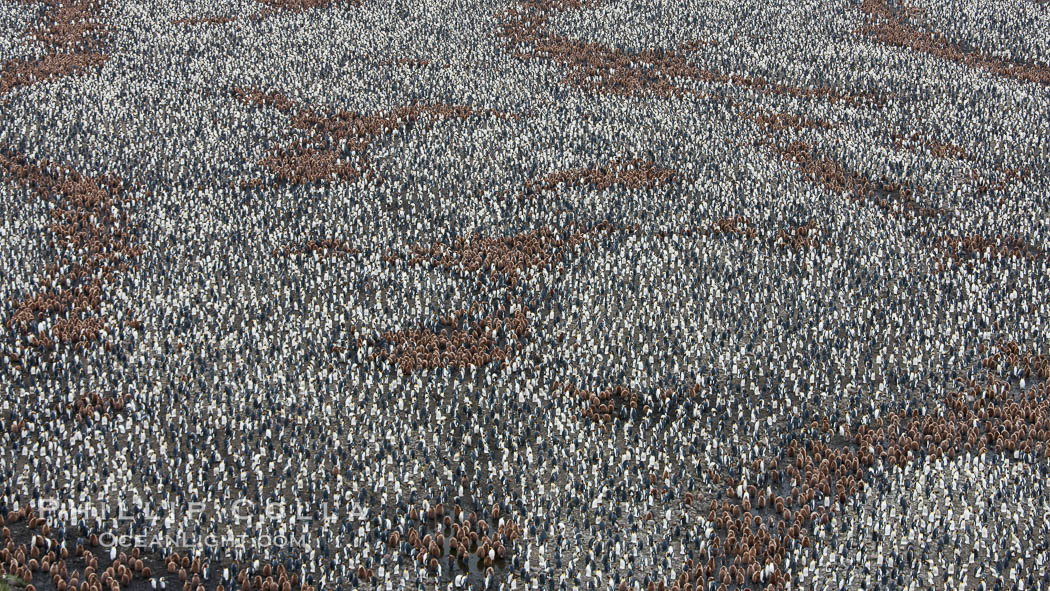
[{"left": 1, "top": 0, "right": 1049, "bottom": 589}]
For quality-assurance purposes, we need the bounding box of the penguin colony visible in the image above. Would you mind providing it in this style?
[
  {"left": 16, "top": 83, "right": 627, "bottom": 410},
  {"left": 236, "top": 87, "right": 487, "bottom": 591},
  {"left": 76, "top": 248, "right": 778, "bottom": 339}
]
[{"left": 1, "top": 0, "right": 1049, "bottom": 589}]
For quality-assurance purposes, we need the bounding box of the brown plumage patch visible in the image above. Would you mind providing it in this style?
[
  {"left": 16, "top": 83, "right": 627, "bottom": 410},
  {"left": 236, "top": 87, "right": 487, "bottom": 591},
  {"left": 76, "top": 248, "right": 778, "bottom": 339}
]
[
  {"left": 66, "top": 392, "right": 130, "bottom": 424},
  {"left": 857, "top": 0, "right": 1050, "bottom": 86},
  {"left": 775, "top": 220, "right": 822, "bottom": 252},
  {"left": 0, "top": 0, "right": 110, "bottom": 95},
  {"left": 769, "top": 140, "right": 944, "bottom": 218},
  {"left": 234, "top": 88, "right": 502, "bottom": 186},
  {"left": 372, "top": 305, "right": 529, "bottom": 374},
  {"left": 557, "top": 382, "right": 648, "bottom": 424},
  {"left": 707, "top": 216, "right": 758, "bottom": 240},
  {"left": 408, "top": 227, "right": 587, "bottom": 285},
  {"left": 662, "top": 340, "right": 1050, "bottom": 591},
  {"left": 892, "top": 132, "right": 969, "bottom": 160},
  {"left": 0, "top": 148, "right": 142, "bottom": 351},
  {"left": 940, "top": 234, "right": 1044, "bottom": 265},
  {"left": 500, "top": 0, "right": 873, "bottom": 102}
]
